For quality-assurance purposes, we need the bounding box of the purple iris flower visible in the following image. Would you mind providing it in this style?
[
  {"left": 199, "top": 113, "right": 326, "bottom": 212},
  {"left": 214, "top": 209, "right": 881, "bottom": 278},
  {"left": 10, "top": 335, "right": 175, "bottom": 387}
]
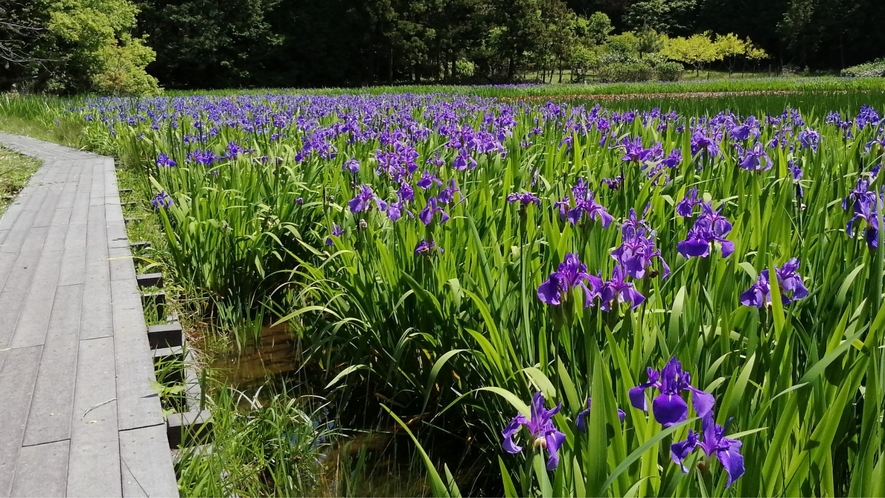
[
  {"left": 676, "top": 188, "right": 701, "bottom": 217},
  {"left": 156, "top": 153, "right": 176, "bottom": 168},
  {"left": 628, "top": 357, "right": 715, "bottom": 427},
  {"left": 387, "top": 201, "right": 413, "bottom": 222},
  {"left": 397, "top": 182, "right": 414, "bottom": 202},
  {"left": 507, "top": 192, "right": 541, "bottom": 207},
  {"left": 418, "top": 197, "right": 450, "bottom": 226},
  {"left": 601, "top": 176, "right": 623, "bottom": 190},
  {"left": 739, "top": 258, "right": 808, "bottom": 308},
  {"left": 417, "top": 170, "right": 443, "bottom": 190},
  {"left": 575, "top": 398, "right": 625, "bottom": 432},
  {"left": 844, "top": 178, "right": 882, "bottom": 249},
  {"left": 556, "top": 179, "right": 614, "bottom": 227},
  {"left": 729, "top": 124, "right": 751, "bottom": 141},
  {"left": 151, "top": 190, "right": 173, "bottom": 209},
  {"left": 798, "top": 129, "right": 820, "bottom": 151},
  {"left": 537, "top": 253, "right": 603, "bottom": 307},
  {"left": 349, "top": 185, "right": 388, "bottom": 214},
  {"left": 661, "top": 149, "right": 682, "bottom": 168},
  {"left": 436, "top": 179, "right": 460, "bottom": 204},
  {"left": 415, "top": 239, "right": 443, "bottom": 255},
  {"left": 677, "top": 203, "right": 734, "bottom": 259},
  {"left": 621, "top": 137, "right": 654, "bottom": 163},
  {"left": 599, "top": 265, "right": 646, "bottom": 311},
  {"left": 670, "top": 412, "right": 745, "bottom": 488},
  {"left": 325, "top": 224, "right": 344, "bottom": 246},
  {"left": 501, "top": 392, "right": 566, "bottom": 471},
  {"left": 737, "top": 142, "right": 772, "bottom": 172},
  {"left": 612, "top": 209, "right": 669, "bottom": 280},
  {"left": 788, "top": 160, "right": 804, "bottom": 198},
  {"left": 691, "top": 130, "right": 720, "bottom": 158},
  {"left": 343, "top": 158, "right": 360, "bottom": 174}
]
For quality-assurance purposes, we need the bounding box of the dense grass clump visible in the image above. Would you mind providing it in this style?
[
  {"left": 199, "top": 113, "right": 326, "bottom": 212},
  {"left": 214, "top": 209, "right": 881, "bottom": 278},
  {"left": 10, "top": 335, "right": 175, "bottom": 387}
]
[{"left": 3, "top": 87, "right": 885, "bottom": 496}]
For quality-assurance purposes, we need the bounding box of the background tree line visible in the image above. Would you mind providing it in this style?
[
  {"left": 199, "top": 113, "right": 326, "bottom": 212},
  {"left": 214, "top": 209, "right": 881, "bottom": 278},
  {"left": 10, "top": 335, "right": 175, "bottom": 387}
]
[{"left": 1, "top": 0, "right": 884, "bottom": 93}]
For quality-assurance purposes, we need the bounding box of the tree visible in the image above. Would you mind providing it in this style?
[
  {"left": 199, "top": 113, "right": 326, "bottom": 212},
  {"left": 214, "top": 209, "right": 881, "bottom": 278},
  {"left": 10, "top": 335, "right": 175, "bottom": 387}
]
[
  {"left": 714, "top": 33, "right": 745, "bottom": 74},
  {"left": 661, "top": 32, "right": 719, "bottom": 75}
]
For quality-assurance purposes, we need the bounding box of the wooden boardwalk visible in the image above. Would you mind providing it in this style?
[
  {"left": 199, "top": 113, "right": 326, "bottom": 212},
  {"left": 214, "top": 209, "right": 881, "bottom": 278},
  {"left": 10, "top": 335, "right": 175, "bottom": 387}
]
[{"left": 0, "top": 134, "right": 178, "bottom": 497}]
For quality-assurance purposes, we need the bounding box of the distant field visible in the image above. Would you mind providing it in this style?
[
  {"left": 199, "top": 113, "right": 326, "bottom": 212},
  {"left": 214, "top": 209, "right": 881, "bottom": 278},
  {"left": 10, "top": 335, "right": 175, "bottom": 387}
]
[{"left": 162, "top": 76, "right": 885, "bottom": 98}]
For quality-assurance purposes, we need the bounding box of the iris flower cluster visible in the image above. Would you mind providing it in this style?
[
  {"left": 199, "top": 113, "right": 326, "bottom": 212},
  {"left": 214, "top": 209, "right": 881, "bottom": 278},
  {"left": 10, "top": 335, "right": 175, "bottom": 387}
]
[
  {"left": 151, "top": 190, "right": 173, "bottom": 209},
  {"left": 677, "top": 202, "right": 734, "bottom": 259},
  {"left": 554, "top": 178, "right": 614, "bottom": 227},
  {"left": 537, "top": 252, "right": 646, "bottom": 312},
  {"left": 630, "top": 357, "right": 746, "bottom": 488},
  {"left": 739, "top": 258, "right": 808, "bottom": 308},
  {"left": 844, "top": 176, "right": 883, "bottom": 249}
]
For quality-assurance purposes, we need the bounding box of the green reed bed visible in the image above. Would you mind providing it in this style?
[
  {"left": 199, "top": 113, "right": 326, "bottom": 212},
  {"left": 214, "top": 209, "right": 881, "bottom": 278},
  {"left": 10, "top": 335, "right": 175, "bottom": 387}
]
[{"left": 2, "top": 89, "right": 885, "bottom": 497}]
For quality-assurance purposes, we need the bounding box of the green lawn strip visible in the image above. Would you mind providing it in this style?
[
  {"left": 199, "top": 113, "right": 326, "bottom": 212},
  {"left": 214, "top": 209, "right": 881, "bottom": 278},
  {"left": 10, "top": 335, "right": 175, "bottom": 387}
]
[{"left": 0, "top": 147, "right": 41, "bottom": 216}]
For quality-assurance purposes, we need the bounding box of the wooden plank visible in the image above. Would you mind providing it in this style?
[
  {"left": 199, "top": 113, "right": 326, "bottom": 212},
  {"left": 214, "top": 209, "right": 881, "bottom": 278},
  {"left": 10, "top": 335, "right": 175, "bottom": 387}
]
[
  {"left": 0, "top": 227, "right": 49, "bottom": 349},
  {"left": 0, "top": 346, "right": 43, "bottom": 497},
  {"left": 80, "top": 201, "right": 112, "bottom": 340},
  {"left": 9, "top": 440, "right": 70, "bottom": 497},
  {"left": 57, "top": 222, "right": 88, "bottom": 287},
  {"left": 9, "top": 245, "right": 64, "bottom": 348},
  {"left": 119, "top": 425, "right": 179, "bottom": 497},
  {"left": 111, "top": 278, "right": 164, "bottom": 431},
  {"left": 22, "top": 284, "right": 83, "bottom": 446},
  {"left": 67, "top": 336, "right": 121, "bottom": 498}
]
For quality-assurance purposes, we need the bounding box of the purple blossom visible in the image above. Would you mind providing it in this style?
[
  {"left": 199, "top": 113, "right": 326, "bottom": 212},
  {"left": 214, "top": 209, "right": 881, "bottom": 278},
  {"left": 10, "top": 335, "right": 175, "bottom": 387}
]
[
  {"left": 556, "top": 179, "right": 613, "bottom": 227},
  {"left": 612, "top": 209, "right": 669, "bottom": 280},
  {"left": 676, "top": 188, "right": 701, "bottom": 217},
  {"left": 501, "top": 392, "right": 566, "bottom": 471},
  {"left": 677, "top": 203, "right": 734, "bottom": 258},
  {"left": 798, "top": 129, "right": 820, "bottom": 151},
  {"left": 325, "top": 224, "right": 344, "bottom": 246},
  {"left": 349, "top": 185, "right": 388, "bottom": 214},
  {"left": 436, "top": 179, "right": 460, "bottom": 204},
  {"left": 601, "top": 176, "right": 623, "bottom": 190},
  {"left": 628, "top": 357, "right": 716, "bottom": 427},
  {"left": 417, "top": 170, "right": 443, "bottom": 190},
  {"left": 661, "top": 149, "right": 682, "bottom": 168},
  {"left": 599, "top": 265, "right": 646, "bottom": 311},
  {"left": 737, "top": 142, "right": 772, "bottom": 172},
  {"left": 343, "top": 158, "right": 360, "bottom": 174},
  {"left": 156, "top": 153, "right": 176, "bottom": 168},
  {"left": 575, "top": 398, "right": 625, "bottom": 432},
  {"left": 418, "top": 197, "right": 450, "bottom": 226},
  {"left": 537, "top": 253, "right": 603, "bottom": 307},
  {"left": 740, "top": 258, "right": 808, "bottom": 308},
  {"left": 415, "top": 239, "right": 443, "bottom": 255},
  {"left": 691, "top": 130, "right": 720, "bottom": 159},
  {"left": 151, "top": 190, "right": 173, "bottom": 209},
  {"left": 507, "top": 192, "right": 541, "bottom": 207},
  {"left": 670, "top": 412, "right": 745, "bottom": 488}
]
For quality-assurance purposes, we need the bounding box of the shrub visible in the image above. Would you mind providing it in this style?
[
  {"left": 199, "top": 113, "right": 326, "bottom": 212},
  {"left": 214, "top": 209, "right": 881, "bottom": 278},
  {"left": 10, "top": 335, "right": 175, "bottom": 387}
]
[
  {"left": 842, "top": 58, "right": 885, "bottom": 77},
  {"left": 597, "top": 60, "right": 655, "bottom": 82},
  {"left": 654, "top": 61, "right": 684, "bottom": 81}
]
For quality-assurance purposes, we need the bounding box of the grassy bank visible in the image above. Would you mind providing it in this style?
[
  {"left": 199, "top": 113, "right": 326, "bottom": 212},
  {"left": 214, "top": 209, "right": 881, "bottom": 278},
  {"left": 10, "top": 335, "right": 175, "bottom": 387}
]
[{"left": 0, "top": 148, "right": 41, "bottom": 216}]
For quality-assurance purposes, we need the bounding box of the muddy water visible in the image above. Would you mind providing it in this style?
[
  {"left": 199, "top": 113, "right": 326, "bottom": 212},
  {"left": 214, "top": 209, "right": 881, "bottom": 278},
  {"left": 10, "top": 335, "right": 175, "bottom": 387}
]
[
  {"left": 206, "top": 323, "right": 495, "bottom": 496},
  {"left": 208, "top": 323, "right": 300, "bottom": 389}
]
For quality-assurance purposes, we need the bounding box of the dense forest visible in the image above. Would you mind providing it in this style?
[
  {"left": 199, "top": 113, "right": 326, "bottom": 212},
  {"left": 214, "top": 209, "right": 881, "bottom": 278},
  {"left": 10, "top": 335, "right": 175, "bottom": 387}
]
[{"left": 2, "top": 0, "right": 884, "bottom": 92}]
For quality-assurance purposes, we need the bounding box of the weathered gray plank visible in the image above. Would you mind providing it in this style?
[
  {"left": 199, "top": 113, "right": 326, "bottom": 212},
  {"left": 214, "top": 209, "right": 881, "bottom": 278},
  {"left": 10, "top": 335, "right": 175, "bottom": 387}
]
[
  {"left": 9, "top": 246, "right": 63, "bottom": 348},
  {"left": 22, "top": 284, "right": 83, "bottom": 446},
  {"left": 10, "top": 440, "right": 70, "bottom": 497},
  {"left": 0, "top": 226, "right": 49, "bottom": 348},
  {"left": 112, "top": 277, "right": 164, "bottom": 431},
  {"left": 80, "top": 201, "right": 113, "bottom": 340},
  {"left": 57, "top": 222, "right": 88, "bottom": 287},
  {"left": 120, "top": 425, "right": 178, "bottom": 497},
  {"left": 67, "top": 336, "right": 121, "bottom": 498},
  {"left": 0, "top": 346, "right": 43, "bottom": 497}
]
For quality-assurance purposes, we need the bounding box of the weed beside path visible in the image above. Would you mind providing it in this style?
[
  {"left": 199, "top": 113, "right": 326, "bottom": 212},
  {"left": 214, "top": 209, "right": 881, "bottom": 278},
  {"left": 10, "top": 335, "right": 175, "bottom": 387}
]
[{"left": 0, "top": 147, "right": 40, "bottom": 216}]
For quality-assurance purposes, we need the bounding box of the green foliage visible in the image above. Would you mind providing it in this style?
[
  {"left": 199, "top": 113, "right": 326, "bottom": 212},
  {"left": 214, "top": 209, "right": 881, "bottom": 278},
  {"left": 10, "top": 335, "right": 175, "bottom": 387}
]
[
  {"left": 661, "top": 32, "right": 719, "bottom": 74},
  {"left": 605, "top": 32, "right": 640, "bottom": 57},
  {"left": 91, "top": 34, "right": 160, "bottom": 95},
  {"left": 842, "top": 58, "right": 885, "bottom": 78}
]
